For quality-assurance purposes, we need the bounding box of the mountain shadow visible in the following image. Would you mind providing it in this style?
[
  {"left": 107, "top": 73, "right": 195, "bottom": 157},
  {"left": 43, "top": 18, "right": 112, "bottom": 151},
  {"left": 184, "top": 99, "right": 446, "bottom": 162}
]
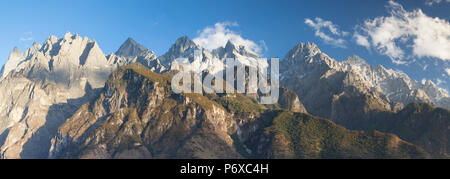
[
  {"left": 0, "top": 129, "right": 9, "bottom": 153},
  {"left": 20, "top": 82, "right": 102, "bottom": 158},
  {"left": 333, "top": 102, "right": 450, "bottom": 158}
]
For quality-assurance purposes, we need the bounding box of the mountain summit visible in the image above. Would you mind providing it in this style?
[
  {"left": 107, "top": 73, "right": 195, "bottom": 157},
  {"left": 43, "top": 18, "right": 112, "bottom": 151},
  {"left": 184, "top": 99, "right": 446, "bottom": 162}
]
[
  {"left": 108, "top": 38, "right": 163, "bottom": 72},
  {"left": 158, "top": 36, "right": 200, "bottom": 66},
  {"left": 0, "top": 33, "right": 448, "bottom": 159},
  {"left": 115, "top": 38, "right": 149, "bottom": 58},
  {"left": 0, "top": 47, "right": 25, "bottom": 80}
]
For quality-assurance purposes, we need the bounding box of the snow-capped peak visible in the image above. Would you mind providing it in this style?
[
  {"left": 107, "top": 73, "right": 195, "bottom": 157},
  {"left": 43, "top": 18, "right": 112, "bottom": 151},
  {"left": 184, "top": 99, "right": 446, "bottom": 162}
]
[
  {"left": 343, "top": 55, "right": 369, "bottom": 67},
  {"left": 281, "top": 42, "right": 450, "bottom": 110},
  {"left": 174, "top": 35, "right": 199, "bottom": 50}
]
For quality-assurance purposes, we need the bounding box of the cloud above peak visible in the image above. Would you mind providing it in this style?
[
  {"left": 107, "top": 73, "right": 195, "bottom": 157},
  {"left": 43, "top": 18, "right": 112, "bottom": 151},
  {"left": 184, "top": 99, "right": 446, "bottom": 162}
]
[
  {"left": 19, "top": 31, "right": 34, "bottom": 42},
  {"left": 355, "top": 0, "right": 450, "bottom": 62},
  {"left": 304, "top": 17, "right": 348, "bottom": 48},
  {"left": 426, "top": 0, "right": 450, "bottom": 6},
  {"left": 193, "top": 22, "right": 264, "bottom": 54}
]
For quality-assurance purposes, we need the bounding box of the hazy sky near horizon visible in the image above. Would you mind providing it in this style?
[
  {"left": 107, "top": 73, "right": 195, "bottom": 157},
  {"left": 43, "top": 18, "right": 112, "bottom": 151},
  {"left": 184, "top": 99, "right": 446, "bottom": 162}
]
[{"left": 0, "top": 0, "right": 449, "bottom": 90}]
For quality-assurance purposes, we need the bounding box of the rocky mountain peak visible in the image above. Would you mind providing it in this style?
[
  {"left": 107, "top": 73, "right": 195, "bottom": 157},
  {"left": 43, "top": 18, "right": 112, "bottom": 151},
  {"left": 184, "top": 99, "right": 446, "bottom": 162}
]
[
  {"left": 343, "top": 55, "right": 369, "bottom": 66},
  {"left": 23, "top": 42, "right": 41, "bottom": 57},
  {"left": 282, "top": 42, "right": 340, "bottom": 72},
  {"left": 108, "top": 37, "right": 163, "bottom": 73},
  {"left": 38, "top": 32, "right": 110, "bottom": 67},
  {"left": 0, "top": 47, "right": 25, "bottom": 80},
  {"left": 169, "top": 35, "right": 198, "bottom": 52},
  {"left": 174, "top": 35, "right": 198, "bottom": 50},
  {"left": 284, "top": 43, "right": 323, "bottom": 61},
  {"left": 11, "top": 47, "right": 23, "bottom": 55},
  {"left": 63, "top": 32, "right": 73, "bottom": 39},
  {"left": 224, "top": 40, "right": 237, "bottom": 52},
  {"left": 158, "top": 36, "right": 200, "bottom": 66},
  {"left": 115, "top": 37, "right": 151, "bottom": 58},
  {"left": 211, "top": 40, "right": 259, "bottom": 60},
  {"left": 31, "top": 42, "right": 42, "bottom": 51},
  {"left": 292, "top": 42, "right": 320, "bottom": 55},
  {"left": 424, "top": 79, "right": 436, "bottom": 87}
]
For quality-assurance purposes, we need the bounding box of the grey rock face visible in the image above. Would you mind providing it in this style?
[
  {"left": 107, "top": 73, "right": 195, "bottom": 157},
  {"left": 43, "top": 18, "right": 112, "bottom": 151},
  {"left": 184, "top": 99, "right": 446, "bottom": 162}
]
[
  {"left": 0, "top": 32, "right": 115, "bottom": 158},
  {"left": 115, "top": 38, "right": 149, "bottom": 58},
  {"left": 0, "top": 47, "right": 25, "bottom": 80},
  {"left": 49, "top": 65, "right": 241, "bottom": 159},
  {"left": 158, "top": 36, "right": 201, "bottom": 67},
  {"left": 280, "top": 43, "right": 449, "bottom": 121},
  {"left": 0, "top": 34, "right": 282, "bottom": 158},
  {"left": 159, "top": 36, "right": 301, "bottom": 109},
  {"left": 108, "top": 38, "right": 165, "bottom": 73},
  {"left": 0, "top": 33, "right": 168, "bottom": 158}
]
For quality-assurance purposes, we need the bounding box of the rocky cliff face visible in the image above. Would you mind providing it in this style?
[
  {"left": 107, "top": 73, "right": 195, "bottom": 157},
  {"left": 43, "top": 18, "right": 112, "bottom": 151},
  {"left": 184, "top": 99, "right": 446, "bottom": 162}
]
[
  {"left": 47, "top": 63, "right": 430, "bottom": 159},
  {"left": 0, "top": 34, "right": 447, "bottom": 159},
  {"left": 108, "top": 38, "right": 165, "bottom": 73},
  {"left": 280, "top": 44, "right": 449, "bottom": 118},
  {"left": 280, "top": 43, "right": 450, "bottom": 158},
  {"left": 0, "top": 47, "right": 25, "bottom": 80},
  {"left": 49, "top": 63, "right": 241, "bottom": 159},
  {"left": 280, "top": 43, "right": 449, "bottom": 119},
  {"left": 0, "top": 32, "right": 113, "bottom": 158},
  {"left": 0, "top": 33, "right": 164, "bottom": 158}
]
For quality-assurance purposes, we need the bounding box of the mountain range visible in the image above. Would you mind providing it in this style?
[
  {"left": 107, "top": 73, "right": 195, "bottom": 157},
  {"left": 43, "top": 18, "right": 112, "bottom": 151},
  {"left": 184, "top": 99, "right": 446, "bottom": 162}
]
[{"left": 0, "top": 32, "right": 448, "bottom": 159}]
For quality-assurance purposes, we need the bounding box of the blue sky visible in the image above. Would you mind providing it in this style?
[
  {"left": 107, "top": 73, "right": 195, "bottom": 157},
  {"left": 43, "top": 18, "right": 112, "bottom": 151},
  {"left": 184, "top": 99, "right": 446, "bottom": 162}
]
[{"left": 1, "top": 0, "right": 449, "bottom": 90}]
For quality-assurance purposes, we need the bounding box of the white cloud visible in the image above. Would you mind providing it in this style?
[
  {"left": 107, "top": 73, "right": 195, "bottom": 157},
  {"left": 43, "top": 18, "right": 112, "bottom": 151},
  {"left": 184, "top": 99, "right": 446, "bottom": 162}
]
[
  {"left": 446, "top": 68, "right": 450, "bottom": 76},
  {"left": 354, "top": 33, "right": 371, "bottom": 50},
  {"left": 259, "top": 40, "right": 269, "bottom": 52},
  {"left": 355, "top": 0, "right": 450, "bottom": 63},
  {"left": 19, "top": 31, "right": 33, "bottom": 42},
  {"left": 19, "top": 37, "right": 33, "bottom": 42},
  {"left": 193, "top": 22, "right": 264, "bottom": 54},
  {"left": 304, "top": 17, "right": 348, "bottom": 48},
  {"left": 392, "top": 59, "right": 408, "bottom": 65},
  {"left": 426, "top": 0, "right": 450, "bottom": 6},
  {"left": 421, "top": 78, "right": 427, "bottom": 85}
]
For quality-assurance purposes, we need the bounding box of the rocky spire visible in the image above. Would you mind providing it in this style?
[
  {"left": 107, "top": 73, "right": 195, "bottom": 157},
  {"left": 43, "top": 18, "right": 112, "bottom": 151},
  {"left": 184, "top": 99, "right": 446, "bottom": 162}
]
[
  {"left": 24, "top": 42, "right": 42, "bottom": 57},
  {"left": 344, "top": 55, "right": 369, "bottom": 66},
  {"left": 1, "top": 47, "right": 25, "bottom": 80},
  {"left": 224, "top": 40, "right": 237, "bottom": 52},
  {"left": 115, "top": 37, "right": 150, "bottom": 58},
  {"left": 158, "top": 36, "right": 200, "bottom": 66}
]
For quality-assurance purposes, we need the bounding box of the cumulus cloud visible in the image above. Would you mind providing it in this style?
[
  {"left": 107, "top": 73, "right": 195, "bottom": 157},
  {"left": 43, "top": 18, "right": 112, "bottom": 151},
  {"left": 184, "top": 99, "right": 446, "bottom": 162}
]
[
  {"left": 19, "top": 31, "right": 33, "bottom": 42},
  {"left": 355, "top": 0, "right": 450, "bottom": 63},
  {"left": 19, "top": 37, "right": 33, "bottom": 42},
  {"left": 305, "top": 17, "right": 348, "bottom": 48},
  {"left": 426, "top": 0, "right": 450, "bottom": 6},
  {"left": 446, "top": 68, "right": 450, "bottom": 76},
  {"left": 353, "top": 33, "right": 371, "bottom": 50},
  {"left": 193, "top": 22, "right": 264, "bottom": 54},
  {"left": 259, "top": 40, "right": 269, "bottom": 52}
]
